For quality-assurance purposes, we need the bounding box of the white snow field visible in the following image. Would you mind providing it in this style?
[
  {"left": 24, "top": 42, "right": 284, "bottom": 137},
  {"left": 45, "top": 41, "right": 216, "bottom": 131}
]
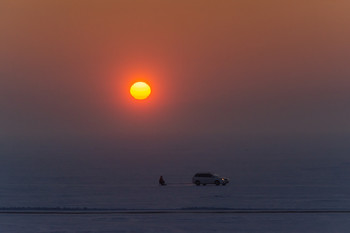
[
  {"left": 1, "top": 157, "right": 350, "bottom": 232},
  {"left": 1, "top": 182, "right": 350, "bottom": 233}
]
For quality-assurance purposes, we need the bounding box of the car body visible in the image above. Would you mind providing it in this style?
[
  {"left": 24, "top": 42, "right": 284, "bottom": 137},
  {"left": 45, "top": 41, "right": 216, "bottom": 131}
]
[{"left": 192, "top": 172, "right": 229, "bottom": 186}]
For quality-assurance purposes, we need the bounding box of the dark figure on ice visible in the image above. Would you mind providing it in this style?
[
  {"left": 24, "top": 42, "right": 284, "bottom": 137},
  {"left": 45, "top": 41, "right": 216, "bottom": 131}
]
[{"left": 159, "top": 176, "right": 166, "bottom": 186}]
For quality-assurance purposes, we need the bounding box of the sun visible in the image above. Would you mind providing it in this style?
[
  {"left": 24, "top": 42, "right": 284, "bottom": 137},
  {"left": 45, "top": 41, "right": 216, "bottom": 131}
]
[{"left": 130, "top": 81, "right": 151, "bottom": 100}]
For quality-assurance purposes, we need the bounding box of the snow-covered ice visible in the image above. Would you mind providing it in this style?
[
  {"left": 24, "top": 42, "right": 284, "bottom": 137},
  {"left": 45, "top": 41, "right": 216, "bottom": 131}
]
[
  {"left": 1, "top": 182, "right": 350, "bottom": 232},
  {"left": 1, "top": 158, "right": 350, "bottom": 232}
]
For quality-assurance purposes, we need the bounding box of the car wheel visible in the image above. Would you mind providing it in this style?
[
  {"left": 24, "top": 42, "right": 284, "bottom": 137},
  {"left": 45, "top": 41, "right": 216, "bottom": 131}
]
[
  {"left": 222, "top": 183, "right": 226, "bottom": 186},
  {"left": 215, "top": 180, "right": 220, "bottom": 186},
  {"left": 203, "top": 184, "right": 206, "bottom": 186},
  {"left": 195, "top": 180, "right": 200, "bottom": 186}
]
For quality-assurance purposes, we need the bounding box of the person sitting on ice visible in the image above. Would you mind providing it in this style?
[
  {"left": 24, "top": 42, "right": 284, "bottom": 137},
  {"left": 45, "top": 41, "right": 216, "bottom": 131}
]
[{"left": 159, "top": 176, "right": 166, "bottom": 186}]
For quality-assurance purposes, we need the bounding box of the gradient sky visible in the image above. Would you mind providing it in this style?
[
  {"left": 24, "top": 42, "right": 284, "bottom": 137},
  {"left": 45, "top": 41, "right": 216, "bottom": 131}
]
[{"left": 1, "top": 1, "right": 350, "bottom": 183}]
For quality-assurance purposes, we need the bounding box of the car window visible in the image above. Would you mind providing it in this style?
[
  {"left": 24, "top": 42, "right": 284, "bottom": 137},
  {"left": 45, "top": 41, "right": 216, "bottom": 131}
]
[{"left": 194, "top": 173, "right": 214, "bottom": 177}]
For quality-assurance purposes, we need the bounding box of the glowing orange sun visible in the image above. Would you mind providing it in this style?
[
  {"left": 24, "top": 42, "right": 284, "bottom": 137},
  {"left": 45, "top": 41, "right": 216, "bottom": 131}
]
[{"left": 130, "top": 81, "right": 151, "bottom": 100}]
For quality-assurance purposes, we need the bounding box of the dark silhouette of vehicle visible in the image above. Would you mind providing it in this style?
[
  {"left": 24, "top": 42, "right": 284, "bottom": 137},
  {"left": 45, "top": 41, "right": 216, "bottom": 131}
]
[{"left": 192, "top": 172, "right": 229, "bottom": 186}]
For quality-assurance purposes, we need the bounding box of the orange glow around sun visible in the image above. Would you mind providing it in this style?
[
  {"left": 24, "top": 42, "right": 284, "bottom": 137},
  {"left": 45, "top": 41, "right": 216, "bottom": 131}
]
[{"left": 130, "top": 81, "right": 151, "bottom": 100}]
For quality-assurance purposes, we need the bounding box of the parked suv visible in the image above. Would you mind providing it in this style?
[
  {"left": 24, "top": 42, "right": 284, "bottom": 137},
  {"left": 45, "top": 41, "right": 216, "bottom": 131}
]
[{"left": 192, "top": 172, "right": 229, "bottom": 186}]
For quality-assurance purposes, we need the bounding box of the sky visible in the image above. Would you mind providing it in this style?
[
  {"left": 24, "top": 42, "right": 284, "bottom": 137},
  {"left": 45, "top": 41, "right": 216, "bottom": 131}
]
[{"left": 1, "top": 0, "right": 350, "bottom": 183}]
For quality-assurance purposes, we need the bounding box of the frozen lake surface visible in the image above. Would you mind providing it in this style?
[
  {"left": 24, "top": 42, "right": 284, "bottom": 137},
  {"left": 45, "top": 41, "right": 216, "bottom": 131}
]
[
  {"left": 1, "top": 157, "right": 350, "bottom": 232},
  {"left": 1, "top": 211, "right": 350, "bottom": 233},
  {"left": 1, "top": 181, "right": 350, "bottom": 232}
]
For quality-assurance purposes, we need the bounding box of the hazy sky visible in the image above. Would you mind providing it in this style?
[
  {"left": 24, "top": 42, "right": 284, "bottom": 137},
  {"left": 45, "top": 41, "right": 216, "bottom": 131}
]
[{"left": 1, "top": 1, "right": 350, "bottom": 181}]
